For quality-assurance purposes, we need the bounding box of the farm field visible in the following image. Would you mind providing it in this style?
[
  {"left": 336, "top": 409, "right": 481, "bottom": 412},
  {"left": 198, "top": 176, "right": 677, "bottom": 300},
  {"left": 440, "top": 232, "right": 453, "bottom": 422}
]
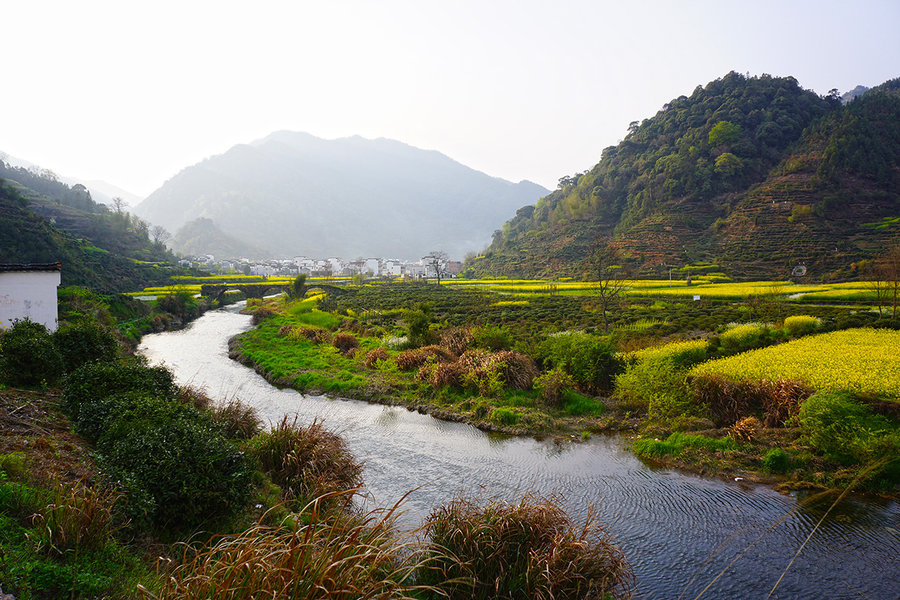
[{"left": 692, "top": 328, "right": 900, "bottom": 400}]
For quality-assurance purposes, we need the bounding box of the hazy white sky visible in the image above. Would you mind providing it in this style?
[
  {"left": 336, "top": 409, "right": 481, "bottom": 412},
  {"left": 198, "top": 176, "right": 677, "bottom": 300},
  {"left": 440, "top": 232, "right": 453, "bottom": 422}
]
[{"left": 2, "top": 0, "right": 898, "bottom": 198}]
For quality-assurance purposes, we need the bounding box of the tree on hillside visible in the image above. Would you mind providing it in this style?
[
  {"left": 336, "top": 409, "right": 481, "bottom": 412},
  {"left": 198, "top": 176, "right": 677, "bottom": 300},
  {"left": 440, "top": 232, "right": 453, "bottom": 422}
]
[
  {"left": 151, "top": 225, "right": 171, "bottom": 246},
  {"left": 425, "top": 250, "right": 449, "bottom": 284}
]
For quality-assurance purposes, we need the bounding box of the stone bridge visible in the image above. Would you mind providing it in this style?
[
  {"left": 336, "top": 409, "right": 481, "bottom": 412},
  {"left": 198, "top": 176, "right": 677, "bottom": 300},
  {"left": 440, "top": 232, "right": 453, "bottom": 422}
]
[{"left": 200, "top": 283, "right": 351, "bottom": 302}]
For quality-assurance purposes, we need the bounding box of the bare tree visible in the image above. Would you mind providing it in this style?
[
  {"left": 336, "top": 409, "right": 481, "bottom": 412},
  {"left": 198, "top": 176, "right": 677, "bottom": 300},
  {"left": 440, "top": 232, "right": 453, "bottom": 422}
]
[
  {"left": 112, "top": 196, "right": 126, "bottom": 214},
  {"left": 590, "top": 245, "right": 629, "bottom": 332},
  {"left": 876, "top": 244, "right": 900, "bottom": 318},
  {"left": 151, "top": 225, "right": 171, "bottom": 246},
  {"left": 425, "top": 250, "right": 449, "bottom": 284}
]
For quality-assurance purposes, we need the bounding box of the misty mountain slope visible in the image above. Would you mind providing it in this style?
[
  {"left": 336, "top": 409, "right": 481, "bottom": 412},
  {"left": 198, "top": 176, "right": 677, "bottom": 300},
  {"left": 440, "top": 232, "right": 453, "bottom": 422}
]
[{"left": 134, "top": 133, "right": 549, "bottom": 259}]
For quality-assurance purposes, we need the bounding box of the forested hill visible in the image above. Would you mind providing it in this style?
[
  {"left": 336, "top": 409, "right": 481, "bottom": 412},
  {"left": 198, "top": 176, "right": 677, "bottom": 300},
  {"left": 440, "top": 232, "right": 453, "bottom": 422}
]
[
  {"left": 0, "top": 171, "right": 186, "bottom": 292},
  {"left": 470, "top": 73, "right": 900, "bottom": 281}
]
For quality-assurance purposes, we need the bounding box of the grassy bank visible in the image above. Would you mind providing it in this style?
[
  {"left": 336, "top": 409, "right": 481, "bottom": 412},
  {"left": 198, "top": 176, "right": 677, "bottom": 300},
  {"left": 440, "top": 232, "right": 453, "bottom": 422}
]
[{"left": 230, "top": 282, "right": 899, "bottom": 497}]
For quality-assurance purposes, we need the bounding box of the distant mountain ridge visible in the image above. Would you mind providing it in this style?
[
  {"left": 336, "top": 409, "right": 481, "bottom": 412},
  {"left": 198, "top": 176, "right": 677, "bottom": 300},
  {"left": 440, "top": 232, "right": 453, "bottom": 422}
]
[
  {"left": 471, "top": 73, "right": 900, "bottom": 280},
  {"left": 134, "top": 133, "right": 549, "bottom": 259}
]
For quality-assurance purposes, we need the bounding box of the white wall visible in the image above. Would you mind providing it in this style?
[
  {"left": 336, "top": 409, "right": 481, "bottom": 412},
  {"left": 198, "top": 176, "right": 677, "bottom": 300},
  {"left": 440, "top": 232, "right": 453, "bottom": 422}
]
[{"left": 0, "top": 270, "right": 61, "bottom": 331}]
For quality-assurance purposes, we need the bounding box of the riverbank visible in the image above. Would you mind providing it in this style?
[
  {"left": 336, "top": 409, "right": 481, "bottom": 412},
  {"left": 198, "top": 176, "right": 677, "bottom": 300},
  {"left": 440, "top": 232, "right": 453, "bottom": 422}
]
[{"left": 228, "top": 292, "right": 899, "bottom": 499}]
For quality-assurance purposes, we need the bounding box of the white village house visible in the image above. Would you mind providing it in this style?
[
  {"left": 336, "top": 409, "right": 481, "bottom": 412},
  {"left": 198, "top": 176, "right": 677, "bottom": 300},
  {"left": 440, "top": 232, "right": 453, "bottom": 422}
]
[{"left": 0, "top": 263, "right": 62, "bottom": 332}]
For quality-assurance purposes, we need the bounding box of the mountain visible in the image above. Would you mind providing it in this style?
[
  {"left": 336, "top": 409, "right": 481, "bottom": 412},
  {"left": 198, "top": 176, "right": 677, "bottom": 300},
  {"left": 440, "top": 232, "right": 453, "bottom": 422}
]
[
  {"left": 470, "top": 73, "right": 900, "bottom": 281},
  {"left": 841, "top": 85, "right": 869, "bottom": 104},
  {"left": 171, "top": 217, "right": 265, "bottom": 258},
  {"left": 133, "top": 133, "right": 549, "bottom": 259}
]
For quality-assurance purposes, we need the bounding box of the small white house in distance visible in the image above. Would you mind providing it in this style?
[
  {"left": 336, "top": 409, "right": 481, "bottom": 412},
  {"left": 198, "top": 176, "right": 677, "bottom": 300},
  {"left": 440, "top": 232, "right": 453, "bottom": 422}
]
[{"left": 0, "top": 263, "right": 62, "bottom": 332}]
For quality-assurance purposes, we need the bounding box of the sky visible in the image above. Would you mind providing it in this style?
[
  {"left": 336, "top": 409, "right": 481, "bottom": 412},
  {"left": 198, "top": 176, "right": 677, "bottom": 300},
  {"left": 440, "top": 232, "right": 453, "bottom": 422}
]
[{"left": 2, "top": 0, "right": 898, "bottom": 200}]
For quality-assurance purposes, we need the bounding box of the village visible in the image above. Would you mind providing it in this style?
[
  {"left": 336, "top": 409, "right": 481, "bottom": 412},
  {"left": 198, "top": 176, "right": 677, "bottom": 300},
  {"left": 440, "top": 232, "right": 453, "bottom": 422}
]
[{"left": 177, "top": 254, "right": 465, "bottom": 279}]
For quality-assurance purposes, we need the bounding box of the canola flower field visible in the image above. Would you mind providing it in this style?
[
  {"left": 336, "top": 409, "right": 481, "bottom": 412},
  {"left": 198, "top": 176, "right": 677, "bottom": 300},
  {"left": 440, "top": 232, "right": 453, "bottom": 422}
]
[{"left": 691, "top": 328, "right": 900, "bottom": 399}]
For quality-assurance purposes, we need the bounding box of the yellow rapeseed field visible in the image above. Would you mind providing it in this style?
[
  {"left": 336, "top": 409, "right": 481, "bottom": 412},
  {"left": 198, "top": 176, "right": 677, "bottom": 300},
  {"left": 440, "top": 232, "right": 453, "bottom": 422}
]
[{"left": 692, "top": 328, "right": 900, "bottom": 399}]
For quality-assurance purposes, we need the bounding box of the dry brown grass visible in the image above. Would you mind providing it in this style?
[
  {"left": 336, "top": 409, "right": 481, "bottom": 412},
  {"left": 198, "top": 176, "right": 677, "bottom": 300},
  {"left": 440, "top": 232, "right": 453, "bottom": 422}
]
[
  {"left": 35, "top": 480, "right": 125, "bottom": 554},
  {"left": 691, "top": 374, "right": 813, "bottom": 427},
  {"left": 419, "top": 494, "right": 634, "bottom": 600},
  {"left": 248, "top": 417, "right": 363, "bottom": 509},
  {"left": 364, "top": 347, "right": 390, "bottom": 369},
  {"left": 332, "top": 332, "right": 360, "bottom": 356},
  {"left": 439, "top": 327, "right": 473, "bottom": 357},
  {"left": 144, "top": 495, "right": 428, "bottom": 600}
]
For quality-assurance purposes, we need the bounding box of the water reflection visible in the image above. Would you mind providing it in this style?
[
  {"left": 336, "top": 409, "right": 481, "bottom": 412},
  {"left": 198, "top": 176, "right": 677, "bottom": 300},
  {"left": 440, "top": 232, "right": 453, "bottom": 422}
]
[{"left": 138, "top": 306, "right": 900, "bottom": 600}]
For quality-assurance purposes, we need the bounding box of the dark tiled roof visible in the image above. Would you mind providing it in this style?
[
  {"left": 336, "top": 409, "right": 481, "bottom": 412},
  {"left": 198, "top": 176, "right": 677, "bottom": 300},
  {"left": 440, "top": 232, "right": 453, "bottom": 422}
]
[{"left": 0, "top": 262, "right": 62, "bottom": 272}]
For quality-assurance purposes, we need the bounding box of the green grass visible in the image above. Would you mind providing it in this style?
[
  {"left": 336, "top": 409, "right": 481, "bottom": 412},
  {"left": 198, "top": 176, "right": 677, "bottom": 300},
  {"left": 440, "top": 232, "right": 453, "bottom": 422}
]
[{"left": 632, "top": 432, "right": 740, "bottom": 459}]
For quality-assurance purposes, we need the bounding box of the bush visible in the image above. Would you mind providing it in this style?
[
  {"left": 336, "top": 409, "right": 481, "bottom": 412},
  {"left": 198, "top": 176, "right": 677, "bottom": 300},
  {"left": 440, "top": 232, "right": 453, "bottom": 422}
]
[
  {"left": 534, "top": 368, "right": 576, "bottom": 407},
  {"left": 62, "top": 361, "right": 177, "bottom": 421},
  {"left": 471, "top": 324, "right": 512, "bottom": 351},
  {"left": 0, "top": 319, "right": 64, "bottom": 386},
  {"left": 783, "top": 315, "right": 819, "bottom": 336},
  {"left": 615, "top": 359, "right": 692, "bottom": 420},
  {"left": 539, "top": 333, "right": 619, "bottom": 392},
  {"left": 762, "top": 448, "right": 791, "bottom": 474},
  {"left": 363, "top": 347, "right": 389, "bottom": 369},
  {"left": 419, "top": 494, "right": 633, "bottom": 600},
  {"left": 331, "top": 332, "right": 359, "bottom": 355},
  {"left": 52, "top": 320, "right": 120, "bottom": 372},
  {"left": 719, "top": 323, "right": 769, "bottom": 353},
  {"left": 247, "top": 417, "right": 363, "bottom": 509},
  {"left": 97, "top": 400, "right": 253, "bottom": 530},
  {"left": 626, "top": 339, "right": 708, "bottom": 368},
  {"left": 797, "top": 391, "right": 896, "bottom": 465}
]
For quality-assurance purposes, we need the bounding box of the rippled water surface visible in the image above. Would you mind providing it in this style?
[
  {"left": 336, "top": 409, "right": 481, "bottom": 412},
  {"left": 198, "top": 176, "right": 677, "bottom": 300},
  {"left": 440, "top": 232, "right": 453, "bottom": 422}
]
[{"left": 139, "top": 307, "right": 900, "bottom": 599}]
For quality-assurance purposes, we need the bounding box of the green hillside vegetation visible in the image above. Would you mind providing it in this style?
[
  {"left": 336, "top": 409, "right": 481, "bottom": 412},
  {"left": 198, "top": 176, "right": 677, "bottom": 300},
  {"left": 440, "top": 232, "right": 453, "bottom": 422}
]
[
  {"left": 0, "top": 178, "right": 185, "bottom": 292},
  {"left": 472, "top": 73, "right": 900, "bottom": 280}
]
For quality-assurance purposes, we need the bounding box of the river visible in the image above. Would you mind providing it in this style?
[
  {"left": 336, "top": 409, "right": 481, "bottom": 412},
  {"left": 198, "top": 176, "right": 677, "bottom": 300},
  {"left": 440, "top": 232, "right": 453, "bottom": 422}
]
[{"left": 138, "top": 305, "right": 900, "bottom": 599}]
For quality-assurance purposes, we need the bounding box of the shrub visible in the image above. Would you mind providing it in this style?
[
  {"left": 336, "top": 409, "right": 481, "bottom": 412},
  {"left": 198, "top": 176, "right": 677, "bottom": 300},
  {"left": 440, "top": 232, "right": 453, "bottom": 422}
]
[
  {"left": 62, "top": 361, "right": 177, "bottom": 421},
  {"left": 626, "top": 339, "right": 708, "bottom": 368},
  {"left": 419, "top": 494, "right": 633, "bottom": 600},
  {"left": 719, "top": 323, "right": 768, "bottom": 353},
  {"left": 52, "top": 320, "right": 120, "bottom": 372},
  {"left": 420, "top": 361, "right": 467, "bottom": 388},
  {"left": 689, "top": 373, "right": 766, "bottom": 427},
  {"left": 247, "top": 417, "right": 363, "bottom": 508},
  {"left": 539, "top": 333, "right": 620, "bottom": 392},
  {"left": 615, "top": 359, "right": 692, "bottom": 420},
  {"left": 534, "top": 368, "right": 576, "bottom": 407},
  {"left": 471, "top": 324, "right": 512, "bottom": 351},
  {"left": 332, "top": 332, "right": 359, "bottom": 355},
  {"left": 364, "top": 347, "right": 389, "bottom": 369},
  {"left": 783, "top": 315, "right": 819, "bottom": 336},
  {"left": 762, "top": 448, "right": 791, "bottom": 474},
  {"left": 97, "top": 400, "right": 253, "bottom": 530},
  {"left": 396, "top": 345, "right": 454, "bottom": 371},
  {"left": 288, "top": 326, "right": 331, "bottom": 344},
  {"left": 0, "top": 319, "right": 64, "bottom": 386},
  {"left": 0, "top": 452, "right": 28, "bottom": 481},
  {"left": 797, "top": 391, "right": 896, "bottom": 464}
]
